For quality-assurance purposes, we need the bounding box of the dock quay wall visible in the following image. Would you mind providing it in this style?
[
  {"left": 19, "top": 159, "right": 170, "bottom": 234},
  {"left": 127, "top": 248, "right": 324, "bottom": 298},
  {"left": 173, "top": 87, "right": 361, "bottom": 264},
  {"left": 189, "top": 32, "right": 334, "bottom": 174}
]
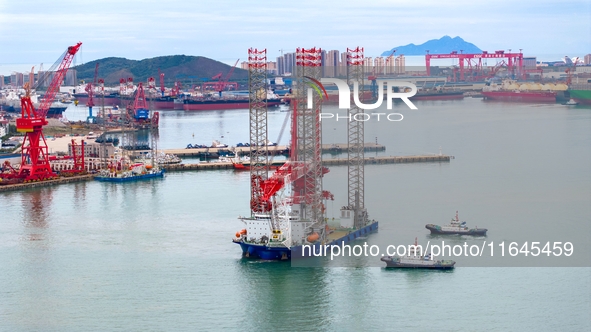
[
  {"left": 0, "top": 174, "right": 95, "bottom": 193},
  {"left": 163, "top": 143, "right": 386, "bottom": 158}
]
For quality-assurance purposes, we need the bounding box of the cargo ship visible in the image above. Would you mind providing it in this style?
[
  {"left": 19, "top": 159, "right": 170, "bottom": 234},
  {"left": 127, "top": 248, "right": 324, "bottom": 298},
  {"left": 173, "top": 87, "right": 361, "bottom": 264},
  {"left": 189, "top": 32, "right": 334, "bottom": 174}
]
[
  {"left": 183, "top": 96, "right": 282, "bottom": 111},
  {"left": 412, "top": 89, "right": 464, "bottom": 100},
  {"left": 1, "top": 103, "right": 68, "bottom": 118},
  {"left": 568, "top": 83, "right": 591, "bottom": 105},
  {"left": 482, "top": 80, "right": 567, "bottom": 103},
  {"left": 1, "top": 89, "right": 69, "bottom": 118},
  {"left": 73, "top": 92, "right": 121, "bottom": 107},
  {"left": 381, "top": 238, "right": 455, "bottom": 269},
  {"left": 146, "top": 96, "right": 178, "bottom": 110}
]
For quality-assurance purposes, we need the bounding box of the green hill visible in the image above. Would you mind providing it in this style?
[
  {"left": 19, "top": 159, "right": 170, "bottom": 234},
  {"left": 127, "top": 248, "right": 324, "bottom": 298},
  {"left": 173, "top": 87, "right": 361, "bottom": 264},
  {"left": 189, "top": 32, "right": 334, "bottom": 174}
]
[{"left": 72, "top": 55, "right": 248, "bottom": 85}]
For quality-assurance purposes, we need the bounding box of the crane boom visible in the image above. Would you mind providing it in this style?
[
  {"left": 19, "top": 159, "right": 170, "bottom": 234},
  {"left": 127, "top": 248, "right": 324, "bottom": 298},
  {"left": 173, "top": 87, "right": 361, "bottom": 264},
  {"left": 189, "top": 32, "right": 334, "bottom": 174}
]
[
  {"left": 223, "top": 59, "right": 239, "bottom": 85},
  {"left": 215, "top": 59, "right": 239, "bottom": 93},
  {"left": 37, "top": 42, "right": 82, "bottom": 117}
]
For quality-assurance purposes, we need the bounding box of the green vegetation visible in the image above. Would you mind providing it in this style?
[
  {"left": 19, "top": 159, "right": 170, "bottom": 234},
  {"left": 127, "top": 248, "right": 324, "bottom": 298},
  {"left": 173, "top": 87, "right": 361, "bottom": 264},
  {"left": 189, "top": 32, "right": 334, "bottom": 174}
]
[{"left": 72, "top": 55, "right": 248, "bottom": 85}]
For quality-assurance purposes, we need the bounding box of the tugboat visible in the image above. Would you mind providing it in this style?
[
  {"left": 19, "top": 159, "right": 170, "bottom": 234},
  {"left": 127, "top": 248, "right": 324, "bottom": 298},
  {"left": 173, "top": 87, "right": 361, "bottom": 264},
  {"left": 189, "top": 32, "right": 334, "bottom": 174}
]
[
  {"left": 562, "top": 99, "right": 579, "bottom": 106},
  {"left": 380, "top": 238, "right": 455, "bottom": 269},
  {"left": 425, "top": 211, "right": 487, "bottom": 236}
]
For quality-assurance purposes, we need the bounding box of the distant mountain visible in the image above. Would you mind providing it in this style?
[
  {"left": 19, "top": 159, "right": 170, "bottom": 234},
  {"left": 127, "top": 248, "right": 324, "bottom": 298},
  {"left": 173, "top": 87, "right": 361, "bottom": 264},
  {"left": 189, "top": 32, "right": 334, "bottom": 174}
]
[
  {"left": 381, "top": 36, "right": 482, "bottom": 56},
  {"left": 72, "top": 55, "right": 248, "bottom": 85}
]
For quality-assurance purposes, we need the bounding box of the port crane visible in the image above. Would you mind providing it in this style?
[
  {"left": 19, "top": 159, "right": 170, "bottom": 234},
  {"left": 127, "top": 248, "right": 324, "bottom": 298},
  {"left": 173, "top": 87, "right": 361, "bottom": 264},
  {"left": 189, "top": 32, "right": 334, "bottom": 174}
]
[
  {"left": 0, "top": 42, "right": 82, "bottom": 182},
  {"left": 565, "top": 57, "right": 579, "bottom": 85},
  {"left": 85, "top": 62, "right": 99, "bottom": 121},
  {"left": 158, "top": 69, "right": 165, "bottom": 97},
  {"left": 210, "top": 59, "right": 240, "bottom": 97},
  {"left": 128, "top": 82, "right": 159, "bottom": 129},
  {"left": 368, "top": 49, "right": 396, "bottom": 98}
]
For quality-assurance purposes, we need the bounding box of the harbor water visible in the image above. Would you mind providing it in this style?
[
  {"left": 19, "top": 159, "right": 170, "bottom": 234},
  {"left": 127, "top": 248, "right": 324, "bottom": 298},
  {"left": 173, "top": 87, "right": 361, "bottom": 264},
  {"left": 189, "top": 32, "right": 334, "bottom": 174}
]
[{"left": 1, "top": 99, "right": 590, "bottom": 330}]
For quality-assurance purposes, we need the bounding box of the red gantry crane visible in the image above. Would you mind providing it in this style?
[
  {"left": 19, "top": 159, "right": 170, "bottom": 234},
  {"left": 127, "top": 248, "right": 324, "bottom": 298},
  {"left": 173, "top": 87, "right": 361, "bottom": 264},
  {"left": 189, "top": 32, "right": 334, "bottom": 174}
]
[
  {"left": 425, "top": 50, "right": 525, "bottom": 81},
  {"left": 9, "top": 42, "right": 82, "bottom": 182}
]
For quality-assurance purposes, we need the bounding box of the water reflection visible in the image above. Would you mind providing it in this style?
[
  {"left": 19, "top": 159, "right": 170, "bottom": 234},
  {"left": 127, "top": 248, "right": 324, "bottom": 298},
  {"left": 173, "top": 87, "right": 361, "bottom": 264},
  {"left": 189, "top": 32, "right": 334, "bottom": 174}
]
[
  {"left": 22, "top": 188, "right": 52, "bottom": 229},
  {"left": 381, "top": 266, "right": 454, "bottom": 285},
  {"left": 236, "top": 260, "right": 331, "bottom": 330}
]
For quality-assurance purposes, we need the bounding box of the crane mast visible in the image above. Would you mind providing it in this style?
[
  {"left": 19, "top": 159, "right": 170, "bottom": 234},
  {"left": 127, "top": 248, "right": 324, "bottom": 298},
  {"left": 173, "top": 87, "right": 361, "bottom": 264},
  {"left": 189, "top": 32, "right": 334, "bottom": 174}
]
[
  {"left": 247, "top": 49, "right": 269, "bottom": 214},
  {"left": 293, "top": 47, "right": 325, "bottom": 232},
  {"left": 345, "top": 47, "right": 368, "bottom": 229}
]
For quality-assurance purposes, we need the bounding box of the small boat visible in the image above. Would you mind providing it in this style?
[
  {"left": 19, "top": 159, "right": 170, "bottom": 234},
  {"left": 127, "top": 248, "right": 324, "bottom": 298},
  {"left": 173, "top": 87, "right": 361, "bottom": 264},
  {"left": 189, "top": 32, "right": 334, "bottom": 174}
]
[
  {"left": 95, "top": 163, "right": 165, "bottom": 182},
  {"left": 562, "top": 99, "right": 579, "bottom": 106},
  {"left": 86, "top": 131, "right": 99, "bottom": 139},
  {"left": 425, "top": 211, "right": 487, "bottom": 236},
  {"left": 380, "top": 237, "right": 455, "bottom": 269}
]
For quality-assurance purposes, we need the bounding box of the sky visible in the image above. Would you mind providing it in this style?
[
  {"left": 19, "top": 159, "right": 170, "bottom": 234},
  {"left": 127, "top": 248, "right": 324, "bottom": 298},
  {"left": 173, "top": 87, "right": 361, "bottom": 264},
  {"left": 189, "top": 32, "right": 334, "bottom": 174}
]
[{"left": 0, "top": 0, "right": 589, "bottom": 75}]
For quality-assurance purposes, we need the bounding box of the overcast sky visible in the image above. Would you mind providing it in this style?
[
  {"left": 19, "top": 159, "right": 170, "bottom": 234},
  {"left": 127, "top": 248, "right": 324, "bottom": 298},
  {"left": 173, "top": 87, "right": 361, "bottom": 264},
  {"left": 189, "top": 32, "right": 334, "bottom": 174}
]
[{"left": 0, "top": 0, "right": 589, "bottom": 74}]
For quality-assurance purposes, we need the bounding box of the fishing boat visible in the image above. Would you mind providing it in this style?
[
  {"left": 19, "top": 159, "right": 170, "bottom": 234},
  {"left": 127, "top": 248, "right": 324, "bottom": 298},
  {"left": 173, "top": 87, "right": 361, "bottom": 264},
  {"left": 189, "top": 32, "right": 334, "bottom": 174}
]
[{"left": 183, "top": 91, "right": 282, "bottom": 111}]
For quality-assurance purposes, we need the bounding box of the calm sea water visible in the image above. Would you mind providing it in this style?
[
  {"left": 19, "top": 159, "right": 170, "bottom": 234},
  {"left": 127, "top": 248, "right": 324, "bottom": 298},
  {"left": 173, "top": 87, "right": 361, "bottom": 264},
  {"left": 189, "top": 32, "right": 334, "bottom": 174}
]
[{"left": 1, "top": 99, "right": 590, "bottom": 331}]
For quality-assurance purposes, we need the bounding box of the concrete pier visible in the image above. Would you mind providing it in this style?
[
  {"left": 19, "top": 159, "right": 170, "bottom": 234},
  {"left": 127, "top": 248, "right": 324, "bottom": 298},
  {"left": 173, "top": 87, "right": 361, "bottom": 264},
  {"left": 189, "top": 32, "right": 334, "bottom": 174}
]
[
  {"left": 0, "top": 154, "right": 452, "bottom": 192},
  {"left": 162, "top": 154, "right": 452, "bottom": 172}
]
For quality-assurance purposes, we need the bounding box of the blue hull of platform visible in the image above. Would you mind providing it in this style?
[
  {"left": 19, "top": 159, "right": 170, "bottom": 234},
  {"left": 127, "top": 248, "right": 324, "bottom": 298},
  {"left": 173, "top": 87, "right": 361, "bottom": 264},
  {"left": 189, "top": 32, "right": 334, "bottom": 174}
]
[
  {"left": 95, "top": 171, "right": 165, "bottom": 182},
  {"left": 234, "top": 222, "right": 379, "bottom": 260}
]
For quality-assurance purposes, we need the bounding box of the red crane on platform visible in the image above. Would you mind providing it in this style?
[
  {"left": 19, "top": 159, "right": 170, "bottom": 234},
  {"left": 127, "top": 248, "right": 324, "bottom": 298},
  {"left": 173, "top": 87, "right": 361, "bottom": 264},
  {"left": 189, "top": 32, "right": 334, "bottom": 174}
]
[{"left": 6, "top": 42, "right": 82, "bottom": 182}]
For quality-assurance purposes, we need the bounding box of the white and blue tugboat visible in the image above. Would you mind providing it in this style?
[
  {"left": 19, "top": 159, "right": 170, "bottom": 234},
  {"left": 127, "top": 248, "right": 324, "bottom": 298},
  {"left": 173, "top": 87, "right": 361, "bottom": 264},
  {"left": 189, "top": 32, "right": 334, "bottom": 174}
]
[
  {"left": 381, "top": 238, "right": 455, "bottom": 269},
  {"left": 425, "top": 211, "right": 487, "bottom": 236}
]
